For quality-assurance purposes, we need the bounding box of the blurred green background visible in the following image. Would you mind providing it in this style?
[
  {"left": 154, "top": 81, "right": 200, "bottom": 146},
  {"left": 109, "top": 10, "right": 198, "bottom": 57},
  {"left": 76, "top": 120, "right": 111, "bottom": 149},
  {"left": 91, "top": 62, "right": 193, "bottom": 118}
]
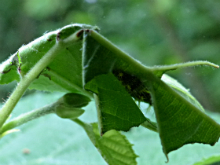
[{"left": 0, "top": 0, "right": 220, "bottom": 112}]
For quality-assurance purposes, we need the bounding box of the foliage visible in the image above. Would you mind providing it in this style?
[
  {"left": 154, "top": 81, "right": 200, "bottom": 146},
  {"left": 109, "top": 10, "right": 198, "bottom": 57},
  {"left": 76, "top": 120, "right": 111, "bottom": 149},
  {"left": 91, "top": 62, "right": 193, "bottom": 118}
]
[
  {"left": 1, "top": 1, "right": 220, "bottom": 114},
  {"left": 0, "top": 24, "right": 219, "bottom": 164}
]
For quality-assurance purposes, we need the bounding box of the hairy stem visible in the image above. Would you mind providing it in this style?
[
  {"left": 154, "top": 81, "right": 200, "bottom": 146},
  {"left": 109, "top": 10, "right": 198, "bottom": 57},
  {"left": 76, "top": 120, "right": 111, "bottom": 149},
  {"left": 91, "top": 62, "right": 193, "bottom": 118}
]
[
  {"left": 72, "top": 118, "right": 87, "bottom": 128},
  {"left": 151, "top": 61, "right": 219, "bottom": 72},
  {"left": 0, "top": 44, "right": 64, "bottom": 128},
  {"left": 0, "top": 103, "right": 56, "bottom": 135}
]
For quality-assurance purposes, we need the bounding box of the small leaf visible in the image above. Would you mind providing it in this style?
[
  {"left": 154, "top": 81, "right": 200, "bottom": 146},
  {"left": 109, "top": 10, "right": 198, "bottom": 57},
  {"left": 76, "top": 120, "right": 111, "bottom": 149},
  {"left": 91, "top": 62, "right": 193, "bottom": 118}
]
[
  {"left": 85, "top": 73, "right": 146, "bottom": 134},
  {"left": 55, "top": 107, "right": 84, "bottom": 119},
  {"left": 76, "top": 121, "right": 138, "bottom": 165},
  {"left": 56, "top": 93, "right": 91, "bottom": 108},
  {"left": 55, "top": 93, "right": 90, "bottom": 119}
]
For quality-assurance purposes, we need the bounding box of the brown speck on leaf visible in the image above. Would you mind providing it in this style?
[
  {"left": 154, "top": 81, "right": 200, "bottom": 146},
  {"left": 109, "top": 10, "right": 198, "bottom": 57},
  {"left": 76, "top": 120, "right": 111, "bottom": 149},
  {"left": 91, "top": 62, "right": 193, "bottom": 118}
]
[
  {"left": 56, "top": 31, "right": 61, "bottom": 41},
  {"left": 76, "top": 30, "right": 84, "bottom": 39},
  {"left": 0, "top": 68, "right": 11, "bottom": 74},
  {"left": 18, "top": 67, "right": 21, "bottom": 73},
  {"left": 22, "top": 148, "right": 30, "bottom": 155},
  {"left": 47, "top": 38, "right": 52, "bottom": 41}
]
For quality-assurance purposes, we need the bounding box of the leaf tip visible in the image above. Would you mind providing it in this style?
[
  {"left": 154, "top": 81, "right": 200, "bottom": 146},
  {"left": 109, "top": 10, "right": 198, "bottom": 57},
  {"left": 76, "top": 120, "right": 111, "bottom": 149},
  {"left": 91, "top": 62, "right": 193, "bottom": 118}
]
[{"left": 165, "top": 154, "right": 169, "bottom": 163}]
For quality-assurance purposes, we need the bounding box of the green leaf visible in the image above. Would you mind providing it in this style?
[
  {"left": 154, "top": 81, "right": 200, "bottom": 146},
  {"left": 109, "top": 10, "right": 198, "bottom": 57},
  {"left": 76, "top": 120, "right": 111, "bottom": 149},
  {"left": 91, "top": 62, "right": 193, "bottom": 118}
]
[
  {"left": 0, "top": 24, "right": 97, "bottom": 95},
  {"left": 55, "top": 93, "right": 91, "bottom": 119},
  {"left": 74, "top": 120, "right": 138, "bottom": 165},
  {"left": 0, "top": 54, "right": 20, "bottom": 84},
  {"left": 1, "top": 24, "right": 219, "bottom": 163},
  {"left": 194, "top": 155, "right": 220, "bottom": 165},
  {"left": 83, "top": 30, "right": 220, "bottom": 159},
  {"left": 147, "top": 73, "right": 220, "bottom": 160},
  {"left": 161, "top": 74, "right": 204, "bottom": 111},
  {"left": 85, "top": 73, "right": 146, "bottom": 134}
]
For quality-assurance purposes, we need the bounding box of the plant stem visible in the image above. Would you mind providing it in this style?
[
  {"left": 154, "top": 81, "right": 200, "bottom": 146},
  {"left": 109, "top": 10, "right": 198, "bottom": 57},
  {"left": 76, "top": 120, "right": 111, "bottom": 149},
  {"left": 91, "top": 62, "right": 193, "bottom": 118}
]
[
  {"left": 72, "top": 118, "right": 86, "bottom": 128},
  {"left": 90, "top": 30, "right": 219, "bottom": 71},
  {"left": 0, "top": 103, "right": 56, "bottom": 134},
  {"left": 151, "top": 61, "right": 219, "bottom": 72},
  {"left": 0, "top": 43, "right": 64, "bottom": 128},
  {"left": 141, "top": 118, "right": 158, "bottom": 133}
]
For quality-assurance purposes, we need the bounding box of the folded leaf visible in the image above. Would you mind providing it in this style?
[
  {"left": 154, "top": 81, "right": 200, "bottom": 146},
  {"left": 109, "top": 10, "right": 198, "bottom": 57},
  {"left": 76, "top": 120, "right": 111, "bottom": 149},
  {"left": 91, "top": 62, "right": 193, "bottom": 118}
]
[
  {"left": 147, "top": 73, "right": 220, "bottom": 160},
  {"left": 0, "top": 24, "right": 98, "bottom": 95},
  {"left": 85, "top": 73, "right": 146, "bottom": 134},
  {"left": 161, "top": 74, "right": 204, "bottom": 111},
  {"left": 85, "top": 30, "right": 220, "bottom": 160}
]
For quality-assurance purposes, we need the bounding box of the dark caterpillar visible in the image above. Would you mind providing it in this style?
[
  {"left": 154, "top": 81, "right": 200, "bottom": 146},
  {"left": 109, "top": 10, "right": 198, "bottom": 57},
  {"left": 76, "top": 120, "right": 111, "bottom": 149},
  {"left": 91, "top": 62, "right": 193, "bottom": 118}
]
[{"left": 112, "top": 70, "right": 152, "bottom": 105}]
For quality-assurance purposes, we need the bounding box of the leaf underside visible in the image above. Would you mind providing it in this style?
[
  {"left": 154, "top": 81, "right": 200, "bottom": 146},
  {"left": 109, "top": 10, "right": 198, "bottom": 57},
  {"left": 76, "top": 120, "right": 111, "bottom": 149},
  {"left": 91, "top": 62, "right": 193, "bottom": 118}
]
[
  {"left": 85, "top": 73, "right": 146, "bottom": 134},
  {"left": 82, "top": 29, "right": 220, "bottom": 158},
  {"left": 0, "top": 24, "right": 96, "bottom": 95},
  {"left": 148, "top": 73, "right": 220, "bottom": 158}
]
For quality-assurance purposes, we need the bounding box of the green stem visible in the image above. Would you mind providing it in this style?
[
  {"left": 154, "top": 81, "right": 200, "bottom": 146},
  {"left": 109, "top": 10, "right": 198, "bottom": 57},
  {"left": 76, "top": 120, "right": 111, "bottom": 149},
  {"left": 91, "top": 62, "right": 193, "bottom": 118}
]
[
  {"left": 141, "top": 118, "right": 158, "bottom": 133},
  {"left": 0, "top": 44, "right": 63, "bottom": 128},
  {"left": 151, "top": 61, "right": 219, "bottom": 72},
  {"left": 0, "top": 103, "right": 56, "bottom": 134},
  {"left": 72, "top": 118, "right": 86, "bottom": 128},
  {"left": 90, "top": 30, "right": 219, "bottom": 76}
]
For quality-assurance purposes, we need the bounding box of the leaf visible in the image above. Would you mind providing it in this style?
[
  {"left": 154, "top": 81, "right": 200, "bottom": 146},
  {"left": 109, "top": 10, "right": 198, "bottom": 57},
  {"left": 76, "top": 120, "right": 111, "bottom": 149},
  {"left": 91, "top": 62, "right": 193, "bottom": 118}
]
[
  {"left": 83, "top": 30, "right": 220, "bottom": 159},
  {"left": 0, "top": 24, "right": 98, "bottom": 95},
  {"left": 161, "top": 74, "right": 204, "bottom": 111},
  {"left": 1, "top": 24, "right": 220, "bottom": 162},
  {"left": 147, "top": 73, "right": 220, "bottom": 160},
  {"left": 85, "top": 73, "right": 146, "bottom": 134},
  {"left": 194, "top": 155, "right": 220, "bottom": 165},
  {"left": 75, "top": 121, "right": 138, "bottom": 165},
  {"left": 0, "top": 54, "right": 20, "bottom": 84}
]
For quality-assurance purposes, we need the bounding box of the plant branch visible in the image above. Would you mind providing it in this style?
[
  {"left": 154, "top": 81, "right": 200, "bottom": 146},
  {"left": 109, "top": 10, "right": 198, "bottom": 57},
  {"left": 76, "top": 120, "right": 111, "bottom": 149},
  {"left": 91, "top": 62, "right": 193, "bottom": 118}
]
[
  {"left": 0, "top": 44, "right": 63, "bottom": 128},
  {"left": 151, "top": 61, "right": 219, "bottom": 72},
  {"left": 0, "top": 103, "right": 56, "bottom": 135},
  {"left": 141, "top": 118, "right": 158, "bottom": 132},
  {"left": 0, "top": 92, "right": 90, "bottom": 136}
]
